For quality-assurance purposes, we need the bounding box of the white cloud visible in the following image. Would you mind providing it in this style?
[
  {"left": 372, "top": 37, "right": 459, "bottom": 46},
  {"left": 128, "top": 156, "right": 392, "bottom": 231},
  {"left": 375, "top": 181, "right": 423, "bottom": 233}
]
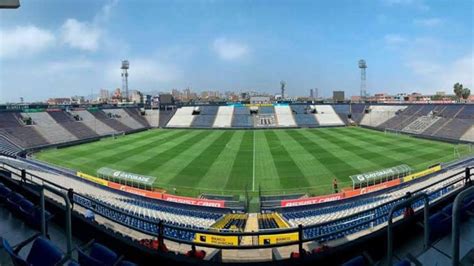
[
  {"left": 414, "top": 18, "right": 443, "bottom": 27},
  {"left": 0, "top": 25, "right": 55, "bottom": 58},
  {"left": 212, "top": 38, "right": 249, "bottom": 60},
  {"left": 384, "top": 34, "right": 407, "bottom": 46},
  {"left": 60, "top": 19, "right": 101, "bottom": 51}
]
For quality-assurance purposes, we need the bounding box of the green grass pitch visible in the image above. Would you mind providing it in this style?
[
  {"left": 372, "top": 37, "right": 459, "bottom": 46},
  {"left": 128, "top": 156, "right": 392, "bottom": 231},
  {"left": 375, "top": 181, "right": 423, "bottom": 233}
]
[{"left": 34, "top": 127, "right": 471, "bottom": 197}]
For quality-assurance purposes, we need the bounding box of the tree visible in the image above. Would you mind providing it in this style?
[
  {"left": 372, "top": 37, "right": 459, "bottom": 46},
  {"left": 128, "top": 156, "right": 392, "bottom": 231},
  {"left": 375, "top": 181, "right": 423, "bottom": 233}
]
[
  {"left": 453, "top": 83, "right": 464, "bottom": 99},
  {"left": 462, "top": 88, "right": 471, "bottom": 100}
]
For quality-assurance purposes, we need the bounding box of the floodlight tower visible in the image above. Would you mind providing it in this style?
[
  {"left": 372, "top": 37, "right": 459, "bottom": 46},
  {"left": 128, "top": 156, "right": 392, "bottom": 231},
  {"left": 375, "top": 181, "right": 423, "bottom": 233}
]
[
  {"left": 358, "top": 59, "right": 367, "bottom": 100},
  {"left": 280, "top": 80, "right": 286, "bottom": 99},
  {"left": 121, "top": 60, "right": 129, "bottom": 101}
]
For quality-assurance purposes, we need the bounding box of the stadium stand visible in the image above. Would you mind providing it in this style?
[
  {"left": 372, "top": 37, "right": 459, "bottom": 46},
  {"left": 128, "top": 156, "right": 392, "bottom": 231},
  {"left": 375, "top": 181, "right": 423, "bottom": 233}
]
[
  {"left": 212, "top": 214, "right": 247, "bottom": 231},
  {"left": 274, "top": 105, "right": 297, "bottom": 127},
  {"left": 89, "top": 109, "right": 132, "bottom": 132},
  {"left": 167, "top": 106, "right": 196, "bottom": 127},
  {"left": 291, "top": 105, "right": 318, "bottom": 127},
  {"left": 70, "top": 109, "right": 117, "bottom": 136},
  {"left": 349, "top": 104, "right": 366, "bottom": 124},
  {"left": 456, "top": 104, "right": 474, "bottom": 119},
  {"left": 106, "top": 108, "right": 147, "bottom": 129},
  {"left": 213, "top": 106, "right": 234, "bottom": 128},
  {"left": 143, "top": 109, "right": 160, "bottom": 127},
  {"left": 232, "top": 107, "right": 253, "bottom": 128},
  {"left": 432, "top": 118, "right": 474, "bottom": 140},
  {"left": 48, "top": 110, "right": 100, "bottom": 139},
  {"left": 22, "top": 112, "right": 78, "bottom": 144},
  {"left": 0, "top": 126, "right": 49, "bottom": 149},
  {"left": 0, "top": 134, "right": 22, "bottom": 156},
  {"left": 314, "top": 105, "right": 344, "bottom": 126},
  {"left": 461, "top": 125, "right": 474, "bottom": 142},
  {"left": 402, "top": 115, "right": 441, "bottom": 134},
  {"left": 258, "top": 213, "right": 289, "bottom": 229},
  {"left": 124, "top": 107, "right": 151, "bottom": 128},
  {"left": 191, "top": 106, "right": 219, "bottom": 128},
  {"left": 158, "top": 109, "right": 176, "bottom": 128},
  {"left": 360, "top": 105, "right": 407, "bottom": 127}
]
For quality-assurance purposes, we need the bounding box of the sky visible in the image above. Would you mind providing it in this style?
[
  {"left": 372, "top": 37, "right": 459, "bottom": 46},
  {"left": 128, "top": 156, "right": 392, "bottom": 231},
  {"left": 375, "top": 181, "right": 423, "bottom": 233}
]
[{"left": 0, "top": 0, "right": 472, "bottom": 103}]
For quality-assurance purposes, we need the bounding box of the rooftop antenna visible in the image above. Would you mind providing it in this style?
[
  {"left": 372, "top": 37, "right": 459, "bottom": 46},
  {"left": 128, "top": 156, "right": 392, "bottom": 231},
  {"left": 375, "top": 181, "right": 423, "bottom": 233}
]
[
  {"left": 121, "top": 60, "right": 129, "bottom": 101},
  {"left": 280, "top": 80, "right": 286, "bottom": 99},
  {"left": 358, "top": 59, "right": 367, "bottom": 100}
]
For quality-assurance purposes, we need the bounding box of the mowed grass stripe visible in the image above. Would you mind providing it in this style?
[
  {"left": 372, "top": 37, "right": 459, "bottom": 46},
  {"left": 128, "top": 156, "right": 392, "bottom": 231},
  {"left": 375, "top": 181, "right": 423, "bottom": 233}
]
[
  {"left": 127, "top": 131, "right": 210, "bottom": 174},
  {"left": 197, "top": 131, "right": 246, "bottom": 190},
  {"left": 286, "top": 130, "right": 361, "bottom": 181},
  {"left": 153, "top": 131, "right": 225, "bottom": 183},
  {"left": 272, "top": 130, "right": 323, "bottom": 187},
  {"left": 78, "top": 130, "right": 192, "bottom": 168},
  {"left": 168, "top": 131, "right": 235, "bottom": 187},
  {"left": 254, "top": 130, "right": 281, "bottom": 190},
  {"left": 316, "top": 128, "right": 407, "bottom": 168},
  {"left": 51, "top": 130, "right": 191, "bottom": 174},
  {"left": 224, "top": 131, "right": 253, "bottom": 190},
  {"left": 264, "top": 131, "right": 309, "bottom": 188}
]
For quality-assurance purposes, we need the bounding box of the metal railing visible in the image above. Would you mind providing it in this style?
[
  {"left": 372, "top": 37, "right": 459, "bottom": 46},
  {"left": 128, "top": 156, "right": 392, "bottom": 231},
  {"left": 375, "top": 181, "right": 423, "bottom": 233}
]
[{"left": 0, "top": 161, "right": 472, "bottom": 256}]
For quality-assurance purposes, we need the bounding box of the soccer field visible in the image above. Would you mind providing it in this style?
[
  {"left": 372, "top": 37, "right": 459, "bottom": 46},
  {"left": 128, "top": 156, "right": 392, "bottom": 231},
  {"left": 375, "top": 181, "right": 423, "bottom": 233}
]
[{"left": 35, "top": 127, "right": 470, "bottom": 197}]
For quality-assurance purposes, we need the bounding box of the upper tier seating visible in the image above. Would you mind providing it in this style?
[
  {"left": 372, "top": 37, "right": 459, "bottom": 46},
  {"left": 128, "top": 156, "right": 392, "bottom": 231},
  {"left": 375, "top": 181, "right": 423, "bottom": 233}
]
[
  {"left": 461, "top": 126, "right": 474, "bottom": 142},
  {"left": 259, "top": 106, "right": 275, "bottom": 114},
  {"left": 432, "top": 118, "right": 473, "bottom": 140},
  {"left": 402, "top": 116, "right": 441, "bottom": 134},
  {"left": 70, "top": 110, "right": 117, "bottom": 136},
  {"left": 456, "top": 105, "right": 474, "bottom": 119},
  {"left": 105, "top": 109, "right": 146, "bottom": 129},
  {"left": 23, "top": 112, "right": 78, "bottom": 144},
  {"left": 291, "top": 105, "right": 319, "bottom": 127},
  {"left": 0, "top": 112, "right": 23, "bottom": 128},
  {"left": 314, "top": 105, "right": 344, "bottom": 126},
  {"left": 232, "top": 107, "right": 253, "bottom": 128},
  {"left": 143, "top": 109, "right": 160, "bottom": 127},
  {"left": 0, "top": 126, "right": 49, "bottom": 148},
  {"left": 90, "top": 110, "right": 132, "bottom": 132},
  {"left": 191, "top": 106, "right": 218, "bottom": 128},
  {"left": 124, "top": 108, "right": 151, "bottom": 128},
  {"left": 360, "top": 105, "right": 407, "bottom": 127},
  {"left": 49, "top": 110, "right": 99, "bottom": 139},
  {"left": 158, "top": 109, "right": 176, "bottom": 128},
  {"left": 274, "top": 105, "right": 297, "bottom": 127},
  {"left": 436, "top": 105, "right": 463, "bottom": 118},
  {"left": 167, "top": 107, "right": 195, "bottom": 127},
  {"left": 213, "top": 106, "right": 234, "bottom": 128}
]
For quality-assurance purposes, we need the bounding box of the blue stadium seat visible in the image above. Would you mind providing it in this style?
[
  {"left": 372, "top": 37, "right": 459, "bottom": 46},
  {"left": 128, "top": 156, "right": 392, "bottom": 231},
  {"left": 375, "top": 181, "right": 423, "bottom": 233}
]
[
  {"left": 428, "top": 212, "right": 451, "bottom": 242},
  {"left": 0, "top": 185, "right": 12, "bottom": 202},
  {"left": 78, "top": 242, "right": 120, "bottom": 266},
  {"left": 6, "top": 192, "right": 24, "bottom": 211},
  {"left": 2, "top": 236, "right": 64, "bottom": 266},
  {"left": 341, "top": 255, "right": 365, "bottom": 266}
]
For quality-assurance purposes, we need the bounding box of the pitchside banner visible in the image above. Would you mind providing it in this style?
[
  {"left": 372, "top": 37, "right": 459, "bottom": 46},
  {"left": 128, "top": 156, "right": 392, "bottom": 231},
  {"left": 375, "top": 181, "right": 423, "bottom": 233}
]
[
  {"left": 194, "top": 233, "right": 238, "bottom": 246},
  {"left": 402, "top": 165, "right": 442, "bottom": 183},
  {"left": 343, "top": 179, "right": 401, "bottom": 198},
  {"left": 281, "top": 193, "right": 344, "bottom": 207},
  {"left": 97, "top": 167, "right": 157, "bottom": 186},
  {"left": 162, "top": 194, "right": 225, "bottom": 208},
  {"left": 258, "top": 232, "right": 299, "bottom": 245}
]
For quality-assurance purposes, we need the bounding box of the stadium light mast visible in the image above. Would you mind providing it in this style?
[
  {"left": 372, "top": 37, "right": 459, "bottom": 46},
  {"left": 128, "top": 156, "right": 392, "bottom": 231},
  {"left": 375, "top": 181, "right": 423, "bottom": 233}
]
[
  {"left": 358, "top": 59, "right": 367, "bottom": 100},
  {"left": 280, "top": 80, "right": 286, "bottom": 100},
  {"left": 121, "top": 60, "right": 130, "bottom": 101}
]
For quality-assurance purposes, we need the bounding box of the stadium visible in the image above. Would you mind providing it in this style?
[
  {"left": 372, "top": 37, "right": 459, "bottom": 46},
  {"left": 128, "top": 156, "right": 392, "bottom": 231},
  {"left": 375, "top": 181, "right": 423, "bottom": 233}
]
[
  {"left": 0, "top": 103, "right": 473, "bottom": 265},
  {"left": 1, "top": 1, "right": 474, "bottom": 265}
]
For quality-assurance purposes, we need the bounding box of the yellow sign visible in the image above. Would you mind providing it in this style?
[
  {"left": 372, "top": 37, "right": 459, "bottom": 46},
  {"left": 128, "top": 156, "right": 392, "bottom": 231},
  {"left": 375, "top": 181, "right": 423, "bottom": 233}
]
[
  {"left": 403, "top": 165, "right": 442, "bottom": 183},
  {"left": 258, "top": 232, "right": 299, "bottom": 245},
  {"left": 194, "top": 233, "right": 239, "bottom": 246},
  {"left": 77, "top": 171, "right": 109, "bottom": 186}
]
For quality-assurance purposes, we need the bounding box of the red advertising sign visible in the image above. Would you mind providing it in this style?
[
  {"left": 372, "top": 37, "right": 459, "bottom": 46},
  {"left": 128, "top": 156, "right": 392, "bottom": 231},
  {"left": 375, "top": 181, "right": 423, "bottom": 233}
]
[
  {"left": 281, "top": 193, "right": 344, "bottom": 207},
  {"left": 108, "top": 182, "right": 163, "bottom": 199},
  {"left": 162, "top": 194, "right": 225, "bottom": 208},
  {"left": 343, "top": 179, "right": 401, "bottom": 198}
]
